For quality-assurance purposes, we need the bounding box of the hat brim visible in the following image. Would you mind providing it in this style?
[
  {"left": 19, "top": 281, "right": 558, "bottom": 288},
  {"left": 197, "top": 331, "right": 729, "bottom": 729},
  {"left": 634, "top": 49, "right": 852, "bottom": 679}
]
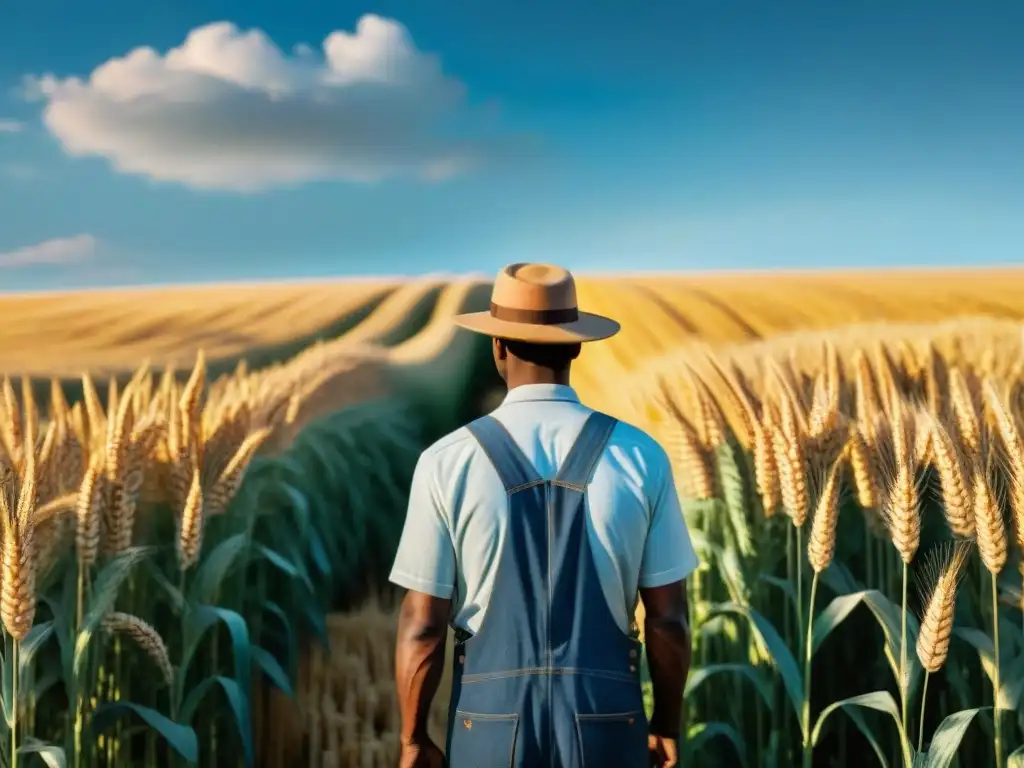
[{"left": 452, "top": 310, "right": 620, "bottom": 343}]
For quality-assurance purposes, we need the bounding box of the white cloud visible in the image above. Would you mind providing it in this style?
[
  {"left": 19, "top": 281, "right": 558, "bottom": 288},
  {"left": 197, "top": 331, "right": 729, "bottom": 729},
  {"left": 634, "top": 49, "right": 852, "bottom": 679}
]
[
  {"left": 23, "top": 16, "right": 509, "bottom": 191},
  {"left": 0, "top": 120, "right": 23, "bottom": 133},
  {"left": 0, "top": 234, "right": 98, "bottom": 268}
]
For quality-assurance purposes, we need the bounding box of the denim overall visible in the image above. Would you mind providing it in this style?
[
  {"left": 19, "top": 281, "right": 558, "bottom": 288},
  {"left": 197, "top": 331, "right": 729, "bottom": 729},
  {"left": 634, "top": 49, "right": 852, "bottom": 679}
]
[{"left": 446, "top": 412, "right": 648, "bottom": 768}]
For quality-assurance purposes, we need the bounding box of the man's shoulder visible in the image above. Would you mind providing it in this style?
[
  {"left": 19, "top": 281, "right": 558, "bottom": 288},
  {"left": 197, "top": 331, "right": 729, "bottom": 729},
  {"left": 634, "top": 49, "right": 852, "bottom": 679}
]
[
  {"left": 605, "top": 414, "right": 670, "bottom": 464},
  {"left": 416, "top": 424, "right": 479, "bottom": 471}
]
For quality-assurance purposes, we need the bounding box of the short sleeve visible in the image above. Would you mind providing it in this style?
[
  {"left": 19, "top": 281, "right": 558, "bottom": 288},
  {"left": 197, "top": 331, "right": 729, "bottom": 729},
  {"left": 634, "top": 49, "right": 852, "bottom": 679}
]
[
  {"left": 638, "top": 445, "right": 699, "bottom": 588},
  {"left": 388, "top": 452, "right": 457, "bottom": 598}
]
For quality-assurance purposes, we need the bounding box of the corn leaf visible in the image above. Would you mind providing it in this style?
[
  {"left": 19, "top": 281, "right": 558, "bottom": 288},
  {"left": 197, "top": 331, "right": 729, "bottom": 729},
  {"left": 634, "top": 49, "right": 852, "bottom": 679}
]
[
  {"left": 144, "top": 560, "right": 186, "bottom": 615},
  {"left": 180, "top": 675, "right": 253, "bottom": 768},
  {"left": 181, "top": 605, "right": 251, "bottom": 701},
  {"left": 2, "top": 619, "right": 57, "bottom": 722},
  {"left": 686, "top": 721, "right": 748, "bottom": 767},
  {"left": 73, "top": 547, "right": 152, "bottom": 679},
  {"left": 89, "top": 701, "right": 197, "bottom": 762},
  {"left": 844, "top": 707, "right": 890, "bottom": 768},
  {"left": 280, "top": 482, "right": 311, "bottom": 526},
  {"left": 33, "top": 666, "right": 62, "bottom": 701},
  {"left": 698, "top": 615, "right": 733, "bottom": 641},
  {"left": 709, "top": 602, "right": 802, "bottom": 720},
  {"left": 811, "top": 593, "right": 871, "bottom": 655},
  {"left": 188, "top": 532, "right": 249, "bottom": 605},
  {"left": 998, "top": 616, "right": 1021, "bottom": 658},
  {"left": 691, "top": 533, "right": 749, "bottom": 606},
  {"left": 41, "top": 592, "right": 72, "bottom": 694},
  {"left": 921, "top": 707, "right": 988, "bottom": 768},
  {"left": 759, "top": 575, "right": 798, "bottom": 615},
  {"left": 810, "top": 588, "right": 921, "bottom": 698},
  {"left": 1007, "top": 745, "right": 1024, "bottom": 768},
  {"left": 307, "top": 529, "right": 332, "bottom": 579},
  {"left": 820, "top": 561, "right": 861, "bottom": 596},
  {"left": 685, "top": 663, "right": 772, "bottom": 708},
  {"left": 18, "top": 737, "right": 66, "bottom": 768},
  {"left": 18, "top": 620, "right": 55, "bottom": 682},
  {"left": 256, "top": 544, "right": 312, "bottom": 592},
  {"left": 810, "top": 690, "right": 912, "bottom": 766},
  {"left": 264, "top": 516, "right": 315, "bottom": 593},
  {"left": 294, "top": 583, "right": 329, "bottom": 650},
  {"left": 252, "top": 645, "right": 293, "bottom": 697},
  {"left": 999, "top": 652, "right": 1024, "bottom": 710},
  {"left": 953, "top": 629, "right": 1022, "bottom": 709},
  {"left": 0, "top": 660, "right": 9, "bottom": 730},
  {"left": 262, "top": 600, "right": 297, "bottom": 675}
]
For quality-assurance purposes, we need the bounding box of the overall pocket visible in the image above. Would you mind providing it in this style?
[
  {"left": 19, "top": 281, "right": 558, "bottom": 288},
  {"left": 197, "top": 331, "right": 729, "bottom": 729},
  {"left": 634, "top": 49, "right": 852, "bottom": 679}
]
[
  {"left": 574, "top": 711, "right": 648, "bottom": 768},
  {"left": 449, "top": 710, "right": 519, "bottom": 768}
]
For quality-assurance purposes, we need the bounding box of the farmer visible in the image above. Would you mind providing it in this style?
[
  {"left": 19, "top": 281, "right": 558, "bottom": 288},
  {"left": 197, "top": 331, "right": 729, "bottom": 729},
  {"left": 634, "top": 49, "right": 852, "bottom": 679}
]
[{"left": 390, "top": 263, "right": 698, "bottom": 767}]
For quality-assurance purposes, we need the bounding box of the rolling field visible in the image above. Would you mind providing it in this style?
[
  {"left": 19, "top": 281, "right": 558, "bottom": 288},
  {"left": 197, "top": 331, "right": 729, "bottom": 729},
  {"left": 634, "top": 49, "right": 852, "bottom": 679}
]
[
  {"left": 1, "top": 267, "right": 1024, "bottom": 767},
  {"left": 7, "top": 267, "right": 1024, "bottom": 398}
]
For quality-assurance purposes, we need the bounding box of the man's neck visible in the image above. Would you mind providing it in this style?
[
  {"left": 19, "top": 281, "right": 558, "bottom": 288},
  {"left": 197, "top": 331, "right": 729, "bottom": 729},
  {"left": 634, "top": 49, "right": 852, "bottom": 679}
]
[{"left": 506, "top": 371, "right": 571, "bottom": 390}]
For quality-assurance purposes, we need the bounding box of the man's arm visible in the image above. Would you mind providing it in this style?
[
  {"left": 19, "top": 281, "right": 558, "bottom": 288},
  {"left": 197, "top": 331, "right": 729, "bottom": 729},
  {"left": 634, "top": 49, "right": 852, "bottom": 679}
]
[
  {"left": 395, "top": 590, "right": 451, "bottom": 747},
  {"left": 639, "top": 581, "right": 691, "bottom": 739},
  {"left": 637, "top": 441, "right": 700, "bottom": 741},
  {"left": 388, "top": 452, "right": 456, "bottom": 752}
]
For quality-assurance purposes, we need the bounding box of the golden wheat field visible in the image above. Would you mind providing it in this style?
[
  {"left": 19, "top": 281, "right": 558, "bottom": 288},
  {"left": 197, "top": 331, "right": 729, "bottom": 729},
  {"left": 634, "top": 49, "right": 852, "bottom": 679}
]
[{"left": 0, "top": 267, "right": 1023, "bottom": 768}]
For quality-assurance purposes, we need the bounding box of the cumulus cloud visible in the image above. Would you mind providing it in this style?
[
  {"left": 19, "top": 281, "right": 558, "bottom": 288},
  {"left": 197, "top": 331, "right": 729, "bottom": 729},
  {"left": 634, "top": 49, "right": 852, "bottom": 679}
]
[
  {"left": 0, "top": 234, "right": 98, "bottom": 268},
  {"left": 0, "top": 120, "right": 23, "bottom": 133},
  {"left": 23, "top": 16, "right": 511, "bottom": 191}
]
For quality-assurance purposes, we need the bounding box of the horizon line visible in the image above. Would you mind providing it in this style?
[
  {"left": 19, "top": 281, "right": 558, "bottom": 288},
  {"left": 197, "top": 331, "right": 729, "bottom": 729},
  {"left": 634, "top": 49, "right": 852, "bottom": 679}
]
[{"left": 1, "top": 263, "right": 1022, "bottom": 298}]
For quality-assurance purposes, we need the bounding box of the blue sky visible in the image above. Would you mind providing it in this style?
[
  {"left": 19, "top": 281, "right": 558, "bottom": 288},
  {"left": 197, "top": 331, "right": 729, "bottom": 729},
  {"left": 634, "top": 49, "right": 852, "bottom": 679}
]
[{"left": 0, "top": 1, "right": 1022, "bottom": 291}]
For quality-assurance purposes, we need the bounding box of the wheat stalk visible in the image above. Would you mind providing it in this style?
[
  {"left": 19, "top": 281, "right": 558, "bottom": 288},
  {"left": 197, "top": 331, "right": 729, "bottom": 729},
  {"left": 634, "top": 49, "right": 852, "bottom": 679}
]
[
  {"left": 982, "top": 381, "right": 1024, "bottom": 603},
  {"left": 972, "top": 450, "right": 1007, "bottom": 767},
  {"left": 802, "top": 457, "right": 843, "bottom": 768}
]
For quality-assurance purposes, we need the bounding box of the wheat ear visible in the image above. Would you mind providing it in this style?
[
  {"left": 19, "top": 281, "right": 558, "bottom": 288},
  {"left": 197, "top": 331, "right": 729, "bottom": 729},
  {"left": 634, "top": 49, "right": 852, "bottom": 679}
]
[
  {"left": 916, "top": 541, "right": 971, "bottom": 674},
  {"left": 972, "top": 447, "right": 1008, "bottom": 766},
  {"left": 753, "top": 422, "right": 780, "bottom": 517},
  {"left": 974, "top": 460, "right": 1008, "bottom": 576},
  {"left": 879, "top": 398, "right": 921, "bottom": 738},
  {"left": 949, "top": 368, "right": 982, "bottom": 455},
  {"left": 924, "top": 417, "right": 973, "bottom": 541},
  {"left": 177, "top": 467, "right": 204, "bottom": 571},
  {"left": 102, "top": 612, "right": 174, "bottom": 688},
  {"left": 982, "top": 381, "right": 1024, "bottom": 561},
  {"left": 846, "top": 427, "right": 878, "bottom": 510},
  {"left": 665, "top": 416, "right": 715, "bottom": 501},
  {"left": 807, "top": 458, "right": 843, "bottom": 574},
  {"left": 802, "top": 456, "right": 843, "bottom": 768},
  {"left": 206, "top": 428, "right": 271, "bottom": 516},
  {"left": 774, "top": 394, "right": 810, "bottom": 528}
]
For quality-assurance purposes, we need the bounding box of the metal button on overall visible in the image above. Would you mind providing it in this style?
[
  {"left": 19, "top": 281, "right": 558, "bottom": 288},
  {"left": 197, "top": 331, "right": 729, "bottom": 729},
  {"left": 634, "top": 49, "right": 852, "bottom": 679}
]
[{"left": 445, "top": 412, "right": 648, "bottom": 768}]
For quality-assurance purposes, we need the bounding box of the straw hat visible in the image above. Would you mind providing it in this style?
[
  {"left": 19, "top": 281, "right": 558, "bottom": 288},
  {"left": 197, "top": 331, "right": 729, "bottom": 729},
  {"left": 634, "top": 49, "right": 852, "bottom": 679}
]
[{"left": 454, "top": 263, "right": 620, "bottom": 343}]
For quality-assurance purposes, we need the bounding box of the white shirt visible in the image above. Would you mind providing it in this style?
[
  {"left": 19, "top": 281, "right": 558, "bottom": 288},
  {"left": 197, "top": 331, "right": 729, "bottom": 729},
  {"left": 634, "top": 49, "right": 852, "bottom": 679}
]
[{"left": 388, "top": 383, "right": 699, "bottom": 634}]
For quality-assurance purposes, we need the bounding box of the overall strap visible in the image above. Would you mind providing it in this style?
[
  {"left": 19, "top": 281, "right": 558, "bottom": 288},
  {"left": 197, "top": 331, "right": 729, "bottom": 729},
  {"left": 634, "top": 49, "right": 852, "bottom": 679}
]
[
  {"left": 466, "top": 415, "right": 543, "bottom": 494},
  {"left": 553, "top": 411, "right": 618, "bottom": 490}
]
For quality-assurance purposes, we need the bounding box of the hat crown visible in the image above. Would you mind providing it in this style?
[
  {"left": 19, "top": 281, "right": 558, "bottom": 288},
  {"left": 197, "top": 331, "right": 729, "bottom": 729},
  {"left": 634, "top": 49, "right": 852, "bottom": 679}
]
[{"left": 491, "top": 263, "right": 577, "bottom": 311}]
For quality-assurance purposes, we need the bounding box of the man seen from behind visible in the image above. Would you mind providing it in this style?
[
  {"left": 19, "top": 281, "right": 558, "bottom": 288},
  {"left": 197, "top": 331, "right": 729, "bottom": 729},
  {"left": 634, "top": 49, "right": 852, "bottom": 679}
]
[{"left": 390, "top": 263, "right": 697, "bottom": 767}]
